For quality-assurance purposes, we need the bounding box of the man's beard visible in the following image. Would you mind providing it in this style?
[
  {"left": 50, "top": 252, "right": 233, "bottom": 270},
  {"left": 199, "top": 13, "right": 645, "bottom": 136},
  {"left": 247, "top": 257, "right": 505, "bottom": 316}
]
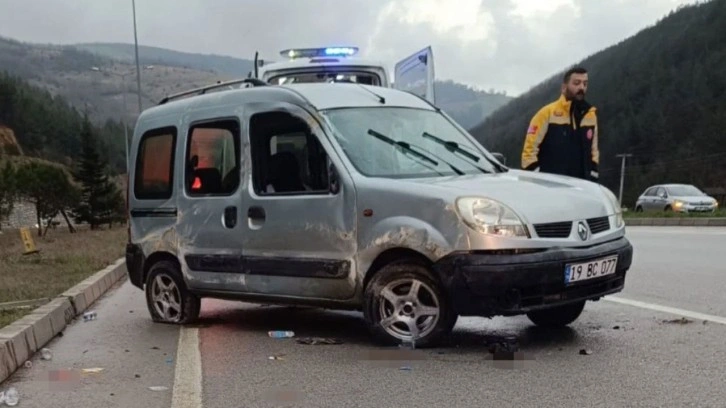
[{"left": 566, "top": 90, "right": 586, "bottom": 101}]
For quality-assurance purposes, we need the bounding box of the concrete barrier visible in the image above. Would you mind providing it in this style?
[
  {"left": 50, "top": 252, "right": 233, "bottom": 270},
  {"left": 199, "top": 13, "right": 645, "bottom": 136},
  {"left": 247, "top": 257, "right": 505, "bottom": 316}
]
[
  {"left": 625, "top": 217, "right": 726, "bottom": 226},
  {"left": 0, "top": 257, "right": 126, "bottom": 385}
]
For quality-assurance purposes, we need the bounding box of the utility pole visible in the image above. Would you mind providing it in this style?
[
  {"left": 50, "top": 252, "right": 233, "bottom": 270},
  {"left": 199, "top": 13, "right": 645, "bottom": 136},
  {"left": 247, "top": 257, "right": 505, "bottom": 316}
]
[
  {"left": 132, "top": 0, "right": 143, "bottom": 113},
  {"left": 616, "top": 153, "right": 633, "bottom": 206}
]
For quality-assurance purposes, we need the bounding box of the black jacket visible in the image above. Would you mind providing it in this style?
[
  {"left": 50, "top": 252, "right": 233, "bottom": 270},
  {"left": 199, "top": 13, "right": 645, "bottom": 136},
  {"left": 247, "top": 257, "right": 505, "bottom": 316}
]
[{"left": 521, "top": 94, "right": 599, "bottom": 181}]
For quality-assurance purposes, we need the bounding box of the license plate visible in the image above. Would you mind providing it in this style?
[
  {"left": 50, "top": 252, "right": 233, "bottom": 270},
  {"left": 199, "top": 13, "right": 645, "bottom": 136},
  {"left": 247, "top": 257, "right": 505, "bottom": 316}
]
[{"left": 564, "top": 255, "right": 618, "bottom": 284}]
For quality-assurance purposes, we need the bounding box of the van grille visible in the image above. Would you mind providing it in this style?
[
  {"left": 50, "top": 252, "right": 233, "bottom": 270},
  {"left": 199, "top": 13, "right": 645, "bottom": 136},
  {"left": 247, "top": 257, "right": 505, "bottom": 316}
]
[
  {"left": 534, "top": 221, "right": 572, "bottom": 238},
  {"left": 587, "top": 216, "right": 610, "bottom": 234}
]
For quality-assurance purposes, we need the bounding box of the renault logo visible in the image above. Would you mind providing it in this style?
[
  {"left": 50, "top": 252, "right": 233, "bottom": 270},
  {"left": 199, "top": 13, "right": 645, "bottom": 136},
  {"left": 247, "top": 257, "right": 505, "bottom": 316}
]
[{"left": 577, "top": 221, "right": 589, "bottom": 241}]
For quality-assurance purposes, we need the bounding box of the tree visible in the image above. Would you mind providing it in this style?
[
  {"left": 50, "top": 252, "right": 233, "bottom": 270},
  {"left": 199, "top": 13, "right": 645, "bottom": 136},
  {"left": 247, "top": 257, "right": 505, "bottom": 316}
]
[
  {"left": 72, "top": 116, "right": 124, "bottom": 229},
  {"left": 0, "top": 161, "right": 17, "bottom": 231},
  {"left": 15, "top": 161, "right": 79, "bottom": 236}
]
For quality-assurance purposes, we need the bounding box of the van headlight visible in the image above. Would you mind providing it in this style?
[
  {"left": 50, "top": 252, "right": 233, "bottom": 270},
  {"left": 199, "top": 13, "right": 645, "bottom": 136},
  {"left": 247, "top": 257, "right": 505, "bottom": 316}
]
[
  {"left": 598, "top": 185, "right": 624, "bottom": 227},
  {"left": 455, "top": 197, "right": 529, "bottom": 237}
]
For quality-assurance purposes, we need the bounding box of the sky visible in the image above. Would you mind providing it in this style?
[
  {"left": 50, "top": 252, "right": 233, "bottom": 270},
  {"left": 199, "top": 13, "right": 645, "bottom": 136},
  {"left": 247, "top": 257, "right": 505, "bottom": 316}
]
[{"left": 0, "top": 0, "right": 699, "bottom": 96}]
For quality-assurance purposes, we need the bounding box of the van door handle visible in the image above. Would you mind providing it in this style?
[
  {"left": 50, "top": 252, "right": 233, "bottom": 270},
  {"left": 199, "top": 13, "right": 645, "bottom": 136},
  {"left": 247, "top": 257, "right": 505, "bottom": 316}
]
[
  {"left": 223, "top": 206, "right": 237, "bottom": 228},
  {"left": 248, "top": 206, "right": 265, "bottom": 221}
]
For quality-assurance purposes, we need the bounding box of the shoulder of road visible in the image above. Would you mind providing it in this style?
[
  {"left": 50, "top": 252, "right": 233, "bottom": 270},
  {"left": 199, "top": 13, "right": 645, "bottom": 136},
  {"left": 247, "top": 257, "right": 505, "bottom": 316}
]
[
  {"left": 0, "top": 257, "right": 126, "bottom": 384},
  {"left": 625, "top": 217, "right": 726, "bottom": 226}
]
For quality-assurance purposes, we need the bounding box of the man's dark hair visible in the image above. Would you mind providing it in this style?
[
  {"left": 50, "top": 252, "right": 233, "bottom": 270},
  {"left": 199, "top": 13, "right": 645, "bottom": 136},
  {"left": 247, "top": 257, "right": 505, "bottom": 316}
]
[{"left": 563, "top": 66, "right": 587, "bottom": 83}]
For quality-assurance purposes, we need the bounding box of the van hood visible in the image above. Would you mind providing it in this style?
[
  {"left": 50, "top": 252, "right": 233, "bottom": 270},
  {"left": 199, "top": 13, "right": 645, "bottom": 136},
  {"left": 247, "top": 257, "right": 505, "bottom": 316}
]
[{"left": 402, "top": 170, "right": 613, "bottom": 225}]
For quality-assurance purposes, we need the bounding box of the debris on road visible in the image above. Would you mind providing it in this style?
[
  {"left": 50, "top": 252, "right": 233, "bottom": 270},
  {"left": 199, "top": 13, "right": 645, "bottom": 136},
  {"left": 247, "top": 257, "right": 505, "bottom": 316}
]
[
  {"left": 83, "top": 311, "right": 97, "bottom": 322},
  {"left": 268, "top": 331, "right": 295, "bottom": 338},
  {"left": 579, "top": 349, "right": 593, "bottom": 355},
  {"left": 662, "top": 317, "right": 693, "bottom": 325},
  {"left": 41, "top": 347, "right": 53, "bottom": 360},
  {"left": 2, "top": 387, "right": 19, "bottom": 406},
  {"left": 149, "top": 386, "right": 169, "bottom": 392},
  {"left": 268, "top": 355, "right": 286, "bottom": 361},
  {"left": 295, "top": 337, "right": 342, "bottom": 345},
  {"left": 399, "top": 366, "right": 412, "bottom": 371},
  {"left": 483, "top": 334, "right": 520, "bottom": 354},
  {"left": 82, "top": 368, "right": 104, "bottom": 374},
  {"left": 24, "top": 361, "right": 32, "bottom": 369},
  {"left": 613, "top": 325, "right": 621, "bottom": 330}
]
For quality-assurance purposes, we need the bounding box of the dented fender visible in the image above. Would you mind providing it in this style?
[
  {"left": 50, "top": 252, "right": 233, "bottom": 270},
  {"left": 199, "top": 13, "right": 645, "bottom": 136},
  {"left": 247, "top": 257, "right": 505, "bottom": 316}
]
[{"left": 356, "top": 215, "right": 460, "bottom": 280}]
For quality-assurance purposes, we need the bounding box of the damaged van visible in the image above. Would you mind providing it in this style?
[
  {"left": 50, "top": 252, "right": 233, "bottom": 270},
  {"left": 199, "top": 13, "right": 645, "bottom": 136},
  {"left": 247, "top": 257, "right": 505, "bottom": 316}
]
[{"left": 125, "top": 79, "right": 633, "bottom": 347}]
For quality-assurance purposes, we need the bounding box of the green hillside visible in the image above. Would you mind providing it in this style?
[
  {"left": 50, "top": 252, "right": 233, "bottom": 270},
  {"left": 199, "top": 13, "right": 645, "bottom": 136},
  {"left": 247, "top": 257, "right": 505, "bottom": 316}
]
[
  {"left": 470, "top": 0, "right": 726, "bottom": 207},
  {"left": 0, "top": 71, "right": 126, "bottom": 173}
]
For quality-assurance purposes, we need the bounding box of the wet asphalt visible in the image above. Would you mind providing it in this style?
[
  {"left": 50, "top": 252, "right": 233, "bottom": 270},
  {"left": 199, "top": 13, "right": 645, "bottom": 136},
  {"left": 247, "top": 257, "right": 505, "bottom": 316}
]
[{"left": 2, "top": 226, "right": 725, "bottom": 408}]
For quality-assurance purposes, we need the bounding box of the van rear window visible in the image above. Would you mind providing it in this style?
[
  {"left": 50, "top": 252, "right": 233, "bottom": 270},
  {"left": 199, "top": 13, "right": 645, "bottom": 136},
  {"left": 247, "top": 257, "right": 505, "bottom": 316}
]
[{"left": 134, "top": 127, "right": 177, "bottom": 200}]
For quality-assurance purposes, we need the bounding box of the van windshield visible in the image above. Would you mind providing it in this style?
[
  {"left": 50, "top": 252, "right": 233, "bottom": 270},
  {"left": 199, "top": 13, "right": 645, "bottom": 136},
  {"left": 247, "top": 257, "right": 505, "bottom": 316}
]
[{"left": 320, "top": 107, "right": 501, "bottom": 179}]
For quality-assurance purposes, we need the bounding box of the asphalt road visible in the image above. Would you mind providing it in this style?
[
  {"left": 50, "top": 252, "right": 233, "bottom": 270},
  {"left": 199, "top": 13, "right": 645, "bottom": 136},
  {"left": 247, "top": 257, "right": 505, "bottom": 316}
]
[{"left": 3, "top": 227, "right": 725, "bottom": 407}]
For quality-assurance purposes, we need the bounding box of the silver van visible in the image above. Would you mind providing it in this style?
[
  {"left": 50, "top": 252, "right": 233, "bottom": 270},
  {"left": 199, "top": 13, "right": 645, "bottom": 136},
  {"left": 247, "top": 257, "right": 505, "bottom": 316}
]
[{"left": 125, "top": 79, "right": 633, "bottom": 347}]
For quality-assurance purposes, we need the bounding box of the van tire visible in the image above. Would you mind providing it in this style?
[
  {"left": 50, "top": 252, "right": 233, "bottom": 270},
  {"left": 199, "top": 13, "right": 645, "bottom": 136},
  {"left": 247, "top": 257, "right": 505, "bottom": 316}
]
[
  {"left": 526, "top": 300, "right": 585, "bottom": 327},
  {"left": 145, "top": 260, "right": 201, "bottom": 325},
  {"left": 363, "top": 262, "right": 457, "bottom": 348}
]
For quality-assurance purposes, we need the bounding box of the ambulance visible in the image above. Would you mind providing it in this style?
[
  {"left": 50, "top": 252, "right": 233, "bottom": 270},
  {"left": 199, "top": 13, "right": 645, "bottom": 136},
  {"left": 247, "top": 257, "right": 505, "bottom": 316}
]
[{"left": 250, "top": 46, "right": 436, "bottom": 105}]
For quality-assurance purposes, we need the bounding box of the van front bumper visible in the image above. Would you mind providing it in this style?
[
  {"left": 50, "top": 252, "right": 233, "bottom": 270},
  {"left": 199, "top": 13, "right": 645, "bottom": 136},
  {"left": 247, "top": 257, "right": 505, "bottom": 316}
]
[{"left": 433, "top": 236, "right": 633, "bottom": 317}]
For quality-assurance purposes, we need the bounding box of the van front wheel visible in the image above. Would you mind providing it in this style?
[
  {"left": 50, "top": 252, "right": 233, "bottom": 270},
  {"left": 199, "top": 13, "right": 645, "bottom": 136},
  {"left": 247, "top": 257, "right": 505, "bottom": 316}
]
[
  {"left": 363, "top": 262, "right": 457, "bottom": 348},
  {"left": 145, "top": 260, "right": 201, "bottom": 324}
]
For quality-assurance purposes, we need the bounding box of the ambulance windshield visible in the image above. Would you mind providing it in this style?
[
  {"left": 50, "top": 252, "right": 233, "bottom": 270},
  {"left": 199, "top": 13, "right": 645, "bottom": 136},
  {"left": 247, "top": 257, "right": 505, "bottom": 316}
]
[{"left": 267, "top": 71, "right": 381, "bottom": 86}]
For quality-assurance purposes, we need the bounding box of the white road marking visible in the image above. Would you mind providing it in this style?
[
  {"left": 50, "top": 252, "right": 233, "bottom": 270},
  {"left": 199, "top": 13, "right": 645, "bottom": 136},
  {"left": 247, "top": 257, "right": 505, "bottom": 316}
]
[
  {"left": 604, "top": 296, "right": 726, "bottom": 325},
  {"left": 171, "top": 327, "right": 203, "bottom": 408}
]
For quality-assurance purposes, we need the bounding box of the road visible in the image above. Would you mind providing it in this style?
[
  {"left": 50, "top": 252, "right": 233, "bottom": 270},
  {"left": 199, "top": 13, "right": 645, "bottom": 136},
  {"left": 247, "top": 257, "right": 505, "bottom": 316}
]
[{"left": 3, "top": 227, "right": 725, "bottom": 407}]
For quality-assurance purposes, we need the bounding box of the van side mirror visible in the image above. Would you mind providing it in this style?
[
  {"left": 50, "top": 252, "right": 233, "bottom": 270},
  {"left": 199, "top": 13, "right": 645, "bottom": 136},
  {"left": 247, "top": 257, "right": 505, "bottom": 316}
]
[{"left": 491, "top": 152, "right": 506, "bottom": 165}]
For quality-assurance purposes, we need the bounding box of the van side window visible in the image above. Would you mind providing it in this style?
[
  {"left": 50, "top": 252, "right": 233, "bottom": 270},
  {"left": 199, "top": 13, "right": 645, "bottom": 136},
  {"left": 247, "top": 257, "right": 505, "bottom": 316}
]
[
  {"left": 135, "top": 127, "right": 176, "bottom": 200},
  {"left": 249, "top": 111, "right": 330, "bottom": 195},
  {"left": 185, "top": 119, "right": 241, "bottom": 196}
]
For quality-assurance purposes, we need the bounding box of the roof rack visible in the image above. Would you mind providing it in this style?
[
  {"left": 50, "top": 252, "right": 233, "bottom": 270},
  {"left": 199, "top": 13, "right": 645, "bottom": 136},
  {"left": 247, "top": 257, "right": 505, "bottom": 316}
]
[{"left": 158, "top": 78, "right": 269, "bottom": 105}]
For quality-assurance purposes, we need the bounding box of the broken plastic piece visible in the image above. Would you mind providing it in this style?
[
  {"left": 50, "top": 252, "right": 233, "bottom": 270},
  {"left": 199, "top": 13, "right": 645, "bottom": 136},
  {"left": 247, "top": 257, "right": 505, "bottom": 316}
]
[
  {"left": 83, "top": 311, "right": 97, "bottom": 322},
  {"left": 82, "top": 368, "right": 104, "bottom": 374},
  {"left": 24, "top": 360, "right": 32, "bottom": 369},
  {"left": 4, "top": 387, "right": 19, "bottom": 406},
  {"left": 149, "top": 386, "right": 169, "bottom": 392},
  {"left": 662, "top": 317, "right": 692, "bottom": 324},
  {"left": 295, "top": 337, "right": 342, "bottom": 345},
  {"left": 41, "top": 348, "right": 53, "bottom": 360},
  {"left": 268, "top": 331, "right": 295, "bottom": 338}
]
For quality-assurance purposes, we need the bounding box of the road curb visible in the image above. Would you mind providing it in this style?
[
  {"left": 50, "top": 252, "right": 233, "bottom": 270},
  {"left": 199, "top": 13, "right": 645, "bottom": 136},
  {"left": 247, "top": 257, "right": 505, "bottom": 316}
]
[
  {"left": 0, "top": 257, "right": 126, "bottom": 385},
  {"left": 625, "top": 217, "right": 726, "bottom": 226}
]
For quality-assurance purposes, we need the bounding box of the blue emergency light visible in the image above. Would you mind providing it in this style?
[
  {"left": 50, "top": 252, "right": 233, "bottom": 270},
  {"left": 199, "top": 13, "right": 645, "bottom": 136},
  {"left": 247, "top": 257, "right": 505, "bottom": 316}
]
[{"left": 280, "top": 47, "right": 359, "bottom": 59}]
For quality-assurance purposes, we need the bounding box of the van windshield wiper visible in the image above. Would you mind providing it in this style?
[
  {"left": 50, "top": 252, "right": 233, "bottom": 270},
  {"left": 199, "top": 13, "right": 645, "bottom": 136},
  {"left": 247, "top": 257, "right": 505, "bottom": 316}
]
[
  {"left": 422, "top": 132, "right": 480, "bottom": 162},
  {"left": 422, "top": 132, "right": 505, "bottom": 173},
  {"left": 367, "top": 129, "right": 464, "bottom": 175}
]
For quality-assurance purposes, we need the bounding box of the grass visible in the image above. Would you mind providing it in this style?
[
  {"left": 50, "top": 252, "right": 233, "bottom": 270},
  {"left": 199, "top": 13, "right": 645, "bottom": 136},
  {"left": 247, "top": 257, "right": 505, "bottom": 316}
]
[
  {"left": 0, "top": 224, "right": 126, "bottom": 328},
  {"left": 623, "top": 208, "right": 726, "bottom": 218},
  {"left": 0, "top": 308, "right": 32, "bottom": 329}
]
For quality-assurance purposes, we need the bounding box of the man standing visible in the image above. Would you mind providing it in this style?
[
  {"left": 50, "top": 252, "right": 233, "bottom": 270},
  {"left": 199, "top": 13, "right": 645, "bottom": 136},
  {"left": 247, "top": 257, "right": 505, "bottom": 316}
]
[{"left": 521, "top": 67, "right": 599, "bottom": 182}]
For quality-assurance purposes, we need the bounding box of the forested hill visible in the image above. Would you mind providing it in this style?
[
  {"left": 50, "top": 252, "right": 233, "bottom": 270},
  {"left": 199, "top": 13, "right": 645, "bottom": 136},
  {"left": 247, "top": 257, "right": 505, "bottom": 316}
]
[
  {"left": 470, "top": 0, "right": 726, "bottom": 207},
  {"left": 0, "top": 72, "right": 126, "bottom": 173}
]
